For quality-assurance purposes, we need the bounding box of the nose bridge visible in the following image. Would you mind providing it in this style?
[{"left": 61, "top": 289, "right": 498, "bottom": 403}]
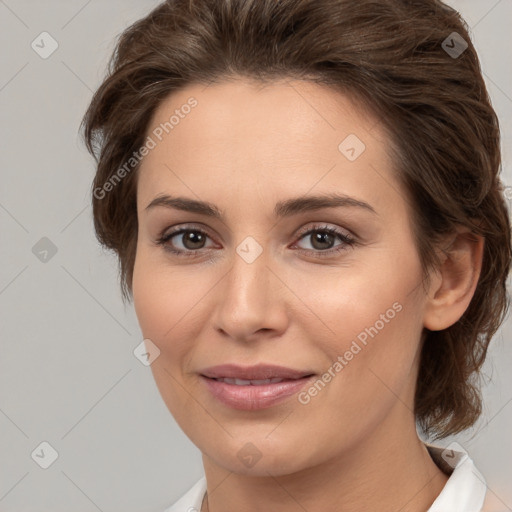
[
  {"left": 225, "top": 239, "right": 270, "bottom": 312},
  {"left": 213, "top": 237, "right": 285, "bottom": 339}
]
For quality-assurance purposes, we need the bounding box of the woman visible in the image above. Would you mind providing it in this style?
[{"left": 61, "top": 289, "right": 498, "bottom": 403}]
[{"left": 81, "top": 0, "right": 511, "bottom": 510}]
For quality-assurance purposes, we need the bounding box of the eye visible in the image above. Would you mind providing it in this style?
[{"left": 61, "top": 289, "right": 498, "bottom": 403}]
[
  {"left": 291, "top": 223, "right": 356, "bottom": 258},
  {"left": 155, "top": 225, "right": 215, "bottom": 257},
  {"left": 155, "top": 223, "right": 357, "bottom": 259}
]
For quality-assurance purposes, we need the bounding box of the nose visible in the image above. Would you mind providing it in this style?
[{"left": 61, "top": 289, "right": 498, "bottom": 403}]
[{"left": 211, "top": 245, "right": 289, "bottom": 342}]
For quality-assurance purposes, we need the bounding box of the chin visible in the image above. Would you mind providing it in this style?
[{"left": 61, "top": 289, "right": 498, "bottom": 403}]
[{"left": 202, "top": 437, "right": 314, "bottom": 477}]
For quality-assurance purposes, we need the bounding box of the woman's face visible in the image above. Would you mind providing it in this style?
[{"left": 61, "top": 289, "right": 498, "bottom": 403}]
[{"left": 132, "top": 78, "right": 430, "bottom": 475}]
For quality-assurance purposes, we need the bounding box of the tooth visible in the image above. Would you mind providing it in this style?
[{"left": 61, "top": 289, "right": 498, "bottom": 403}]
[{"left": 218, "top": 377, "right": 286, "bottom": 385}]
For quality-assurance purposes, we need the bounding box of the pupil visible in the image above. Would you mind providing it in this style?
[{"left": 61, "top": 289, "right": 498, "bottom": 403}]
[
  {"left": 181, "top": 230, "right": 335, "bottom": 251},
  {"left": 312, "top": 231, "right": 333, "bottom": 250},
  {"left": 185, "top": 231, "right": 205, "bottom": 249}
]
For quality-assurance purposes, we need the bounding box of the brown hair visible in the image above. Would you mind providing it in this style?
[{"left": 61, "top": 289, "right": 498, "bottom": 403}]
[{"left": 81, "top": 0, "right": 511, "bottom": 439}]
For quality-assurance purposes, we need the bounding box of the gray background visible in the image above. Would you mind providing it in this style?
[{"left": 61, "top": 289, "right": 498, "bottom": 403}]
[{"left": 0, "top": 0, "right": 511, "bottom": 510}]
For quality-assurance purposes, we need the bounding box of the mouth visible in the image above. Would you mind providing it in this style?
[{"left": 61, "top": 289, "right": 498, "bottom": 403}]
[
  {"left": 209, "top": 377, "right": 296, "bottom": 385},
  {"left": 199, "top": 364, "right": 316, "bottom": 410}
]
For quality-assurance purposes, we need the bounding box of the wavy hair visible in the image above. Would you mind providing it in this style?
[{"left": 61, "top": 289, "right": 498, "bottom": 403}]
[{"left": 81, "top": 0, "right": 512, "bottom": 439}]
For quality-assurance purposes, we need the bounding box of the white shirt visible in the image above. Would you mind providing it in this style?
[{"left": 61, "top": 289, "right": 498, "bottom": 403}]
[{"left": 163, "top": 444, "right": 487, "bottom": 512}]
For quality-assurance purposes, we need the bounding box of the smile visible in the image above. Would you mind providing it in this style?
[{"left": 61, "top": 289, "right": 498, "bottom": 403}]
[{"left": 198, "top": 364, "right": 315, "bottom": 410}]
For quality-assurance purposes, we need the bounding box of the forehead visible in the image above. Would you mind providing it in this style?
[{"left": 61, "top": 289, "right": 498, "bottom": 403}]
[
  {"left": 136, "top": 78, "right": 400, "bottom": 216},
  {"left": 145, "top": 77, "right": 378, "bottom": 154}
]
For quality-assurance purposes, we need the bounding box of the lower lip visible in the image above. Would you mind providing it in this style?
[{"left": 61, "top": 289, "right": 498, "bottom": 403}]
[{"left": 200, "top": 375, "right": 314, "bottom": 410}]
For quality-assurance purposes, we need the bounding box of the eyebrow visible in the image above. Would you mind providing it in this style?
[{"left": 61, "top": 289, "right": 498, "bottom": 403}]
[{"left": 144, "top": 193, "right": 377, "bottom": 219}]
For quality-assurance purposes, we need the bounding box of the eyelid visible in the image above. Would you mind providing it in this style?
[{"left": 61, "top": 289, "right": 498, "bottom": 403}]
[
  {"left": 158, "top": 221, "right": 354, "bottom": 240},
  {"left": 156, "top": 221, "right": 357, "bottom": 258},
  {"left": 293, "top": 222, "right": 354, "bottom": 241},
  {"left": 157, "top": 223, "right": 217, "bottom": 247},
  {"left": 160, "top": 222, "right": 211, "bottom": 236},
  {"left": 289, "top": 223, "right": 357, "bottom": 256}
]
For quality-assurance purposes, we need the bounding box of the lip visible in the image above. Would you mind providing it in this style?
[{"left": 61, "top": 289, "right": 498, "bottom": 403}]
[{"left": 199, "top": 364, "right": 315, "bottom": 410}]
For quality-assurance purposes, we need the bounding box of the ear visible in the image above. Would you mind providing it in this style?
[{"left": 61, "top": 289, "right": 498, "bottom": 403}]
[{"left": 423, "top": 228, "right": 484, "bottom": 331}]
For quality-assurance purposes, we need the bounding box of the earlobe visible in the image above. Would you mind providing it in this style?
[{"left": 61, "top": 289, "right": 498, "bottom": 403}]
[{"left": 423, "top": 229, "right": 484, "bottom": 332}]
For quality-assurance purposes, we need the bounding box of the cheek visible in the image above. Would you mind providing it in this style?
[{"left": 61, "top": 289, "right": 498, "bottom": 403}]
[
  {"left": 132, "top": 250, "right": 203, "bottom": 421},
  {"left": 133, "top": 245, "right": 202, "bottom": 342},
  {"left": 287, "top": 281, "right": 423, "bottom": 459},
  {"left": 132, "top": 248, "right": 188, "bottom": 392},
  {"left": 292, "top": 250, "right": 424, "bottom": 404},
  {"left": 131, "top": 246, "right": 219, "bottom": 397},
  {"left": 290, "top": 254, "right": 421, "bottom": 349}
]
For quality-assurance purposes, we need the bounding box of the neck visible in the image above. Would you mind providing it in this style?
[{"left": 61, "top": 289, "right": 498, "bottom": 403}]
[{"left": 200, "top": 406, "right": 448, "bottom": 512}]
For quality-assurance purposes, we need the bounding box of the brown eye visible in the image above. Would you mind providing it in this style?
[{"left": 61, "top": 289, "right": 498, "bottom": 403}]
[
  {"left": 179, "top": 230, "right": 208, "bottom": 250},
  {"left": 156, "top": 227, "right": 215, "bottom": 257},
  {"left": 306, "top": 231, "right": 337, "bottom": 250},
  {"left": 293, "top": 224, "right": 356, "bottom": 258}
]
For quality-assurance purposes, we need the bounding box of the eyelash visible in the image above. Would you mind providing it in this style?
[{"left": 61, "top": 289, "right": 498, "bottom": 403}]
[{"left": 155, "top": 223, "right": 357, "bottom": 259}]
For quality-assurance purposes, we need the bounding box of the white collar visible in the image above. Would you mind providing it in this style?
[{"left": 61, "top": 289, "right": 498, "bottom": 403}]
[
  {"left": 164, "top": 476, "right": 206, "bottom": 512},
  {"left": 425, "top": 443, "right": 487, "bottom": 511},
  {"left": 164, "top": 444, "right": 487, "bottom": 511}
]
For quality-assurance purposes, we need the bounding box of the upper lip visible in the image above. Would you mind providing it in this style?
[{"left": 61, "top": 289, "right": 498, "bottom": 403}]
[{"left": 199, "top": 364, "right": 314, "bottom": 380}]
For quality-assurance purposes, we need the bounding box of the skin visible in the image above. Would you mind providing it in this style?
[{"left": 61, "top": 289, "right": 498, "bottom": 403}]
[{"left": 132, "top": 77, "right": 484, "bottom": 512}]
